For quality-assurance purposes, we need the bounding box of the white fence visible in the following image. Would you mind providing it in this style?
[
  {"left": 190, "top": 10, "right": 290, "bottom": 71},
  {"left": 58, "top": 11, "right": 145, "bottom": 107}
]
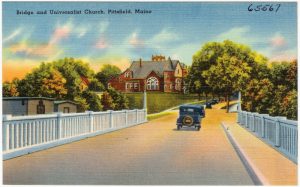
[
  {"left": 2, "top": 109, "right": 147, "bottom": 160},
  {"left": 238, "top": 111, "right": 297, "bottom": 163}
]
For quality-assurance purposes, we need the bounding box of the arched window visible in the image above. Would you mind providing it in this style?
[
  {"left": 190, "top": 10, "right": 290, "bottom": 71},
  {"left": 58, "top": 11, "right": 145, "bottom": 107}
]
[
  {"left": 175, "top": 78, "right": 182, "bottom": 91},
  {"left": 147, "top": 77, "right": 159, "bottom": 90}
]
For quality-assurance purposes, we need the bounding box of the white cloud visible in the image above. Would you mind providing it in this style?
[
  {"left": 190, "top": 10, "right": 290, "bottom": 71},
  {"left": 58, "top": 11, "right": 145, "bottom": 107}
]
[
  {"left": 3, "top": 27, "right": 23, "bottom": 43},
  {"left": 99, "top": 21, "right": 109, "bottom": 34},
  {"left": 215, "top": 26, "right": 264, "bottom": 46},
  {"left": 75, "top": 26, "right": 89, "bottom": 38},
  {"left": 269, "top": 48, "right": 297, "bottom": 62},
  {"left": 147, "top": 28, "right": 180, "bottom": 48},
  {"left": 50, "top": 19, "right": 93, "bottom": 42},
  {"left": 214, "top": 26, "right": 296, "bottom": 62},
  {"left": 94, "top": 37, "right": 109, "bottom": 49},
  {"left": 128, "top": 31, "right": 144, "bottom": 48},
  {"left": 270, "top": 32, "right": 287, "bottom": 48},
  {"left": 168, "top": 43, "right": 201, "bottom": 64}
]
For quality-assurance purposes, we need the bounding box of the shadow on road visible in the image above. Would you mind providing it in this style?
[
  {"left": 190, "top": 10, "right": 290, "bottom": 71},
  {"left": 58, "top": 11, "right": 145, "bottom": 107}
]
[{"left": 172, "top": 128, "right": 200, "bottom": 132}]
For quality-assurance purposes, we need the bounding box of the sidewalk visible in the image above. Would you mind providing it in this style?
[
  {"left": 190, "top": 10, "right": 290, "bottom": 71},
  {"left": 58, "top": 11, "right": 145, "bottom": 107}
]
[
  {"left": 212, "top": 101, "right": 238, "bottom": 109},
  {"left": 222, "top": 120, "right": 297, "bottom": 185}
]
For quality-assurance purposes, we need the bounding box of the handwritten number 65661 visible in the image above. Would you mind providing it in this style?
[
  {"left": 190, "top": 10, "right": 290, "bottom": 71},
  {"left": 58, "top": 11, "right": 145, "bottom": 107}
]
[{"left": 248, "top": 4, "right": 281, "bottom": 12}]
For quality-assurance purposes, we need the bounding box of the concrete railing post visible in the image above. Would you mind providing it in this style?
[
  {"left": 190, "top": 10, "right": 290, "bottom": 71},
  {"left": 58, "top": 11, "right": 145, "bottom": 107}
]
[
  {"left": 136, "top": 109, "right": 139, "bottom": 124},
  {"left": 239, "top": 111, "right": 243, "bottom": 125},
  {"left": 123, "top": 110, "right": 128, "bottom": 126},
  {"left": 261, "top": 115, "right": 265, "bottom": 138},
  {"left": 275, "top": 118, "right": 280, "bottom": 147},
  {"left": 2, "top": 115, "right": 12, "bottom": 151},
  {"left": 245, "top": 112, "right": 248, "bottom": 128},
  {"left": 252, "top": 113, "right": 258, "bottom": 132},
  {"left": 86, "top": 111, "right": 94, "bottom": 132},
  {"left": 144, "top": 109, "right": 147, "bottom": 122},
  {"left": 108, "top": 110, "right": 113, "bottom": 128},
  {"left": 275, "top": 116, "right": 287, "bottom": 147},
  {"left": 56, "top": 112, "right": 63, "bottom": 139},
  {"left": 237, "top": 91, "right": 242, "bottom": 123}
]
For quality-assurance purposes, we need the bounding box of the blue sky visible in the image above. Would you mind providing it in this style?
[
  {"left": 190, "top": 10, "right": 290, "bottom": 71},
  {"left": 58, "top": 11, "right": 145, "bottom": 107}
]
[{"left": 3, "top": 2, "right": 297, "bottom": 81}]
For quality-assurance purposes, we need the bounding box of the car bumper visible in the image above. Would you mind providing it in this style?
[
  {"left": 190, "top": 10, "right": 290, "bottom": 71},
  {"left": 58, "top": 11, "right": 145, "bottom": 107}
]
[{"left": 177, "top": 123, "right": 201, "bottom": 127}]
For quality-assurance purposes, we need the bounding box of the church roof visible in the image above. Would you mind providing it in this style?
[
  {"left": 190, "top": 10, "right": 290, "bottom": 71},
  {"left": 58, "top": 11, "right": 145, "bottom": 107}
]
[{"left": 128, "top": 58, "right": 184, "bottom": 79}]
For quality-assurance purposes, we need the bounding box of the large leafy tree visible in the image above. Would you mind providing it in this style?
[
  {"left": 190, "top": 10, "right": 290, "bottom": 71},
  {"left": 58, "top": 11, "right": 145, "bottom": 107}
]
[
  {"left": 286, "top": 60, "right": 297, "bottom": 90},
  {"left": 107, "top": 88, "right": 129, "bottom": 110},
  {"left": 17, "top": 63, "right": 63, "bottom": 97},
  {"left": 281, "top": 90, "right": 297, "bottom": 119},
  {"left": 270, "top": 60, "right": 297, "bottom": 90},
  {"left": 88, "top": 78, "right": 105, "bottom": 92},
  {"left": 189, "top": 40, "right": 268, "bottom": 103},
  {"left": 52, "top": 57, "right": 94, "bottom": 99},
  {"left": 202, "top": 54, "right": 251, "bottom": 112},
  {"left": 188, "top": 42, "right": 223, "bottom": 100},
  {"left": 95, "top": 64, "right": 121, "bottom": 88},
  {"left": 41, "top": 69, "right": 67, "bottom": 99},
  {"left": 17, "top": 58, "right": 94, "bottom": 99},
  {"left": 101, "top": 91, "right": 115, "bottom": 111},
  {"left": 74, "top": 96, "right": 89, "bottom": 112},
  {"left": 82, "top": 90, "right": 103, "bottom": 111},
  {"left": 242, "top": 79, "right": 274, "bottom": 113},
  {"left": 266, "top": 61, "right": 298, "bottom": 119},
  {"left": 3, "top": 78, "right": 20, "bottom": 97}
]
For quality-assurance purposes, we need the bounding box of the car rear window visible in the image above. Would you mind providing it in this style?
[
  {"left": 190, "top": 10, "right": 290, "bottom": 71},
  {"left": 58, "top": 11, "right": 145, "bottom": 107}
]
[{"left": 180, "top": 108, "right": 198, "bottom": 113}]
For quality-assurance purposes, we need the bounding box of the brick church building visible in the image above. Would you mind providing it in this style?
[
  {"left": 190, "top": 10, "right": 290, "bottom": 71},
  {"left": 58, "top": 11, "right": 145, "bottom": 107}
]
[{"left": 108, "top": 55, "right": 188, "bottom": 93}]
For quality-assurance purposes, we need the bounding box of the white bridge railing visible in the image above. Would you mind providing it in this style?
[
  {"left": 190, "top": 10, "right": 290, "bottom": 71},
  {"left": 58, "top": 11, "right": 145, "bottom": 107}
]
[
  {"left": 2, "top": 109, "right": 147, "bottom": 160},
  {"left": 238, "top": 110, "right": 297, "bottom": 163}
]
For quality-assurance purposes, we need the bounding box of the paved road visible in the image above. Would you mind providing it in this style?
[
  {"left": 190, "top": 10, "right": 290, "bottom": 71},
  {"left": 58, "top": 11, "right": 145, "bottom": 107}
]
[{"left": 3, "top": 109, "right": 254, "bottom": 185}]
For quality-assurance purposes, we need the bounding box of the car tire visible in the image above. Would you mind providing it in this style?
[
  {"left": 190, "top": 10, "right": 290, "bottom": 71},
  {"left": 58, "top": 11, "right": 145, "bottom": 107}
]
[
  {"left": 197, "top": 126, "right": 200, "bottom": 131},
  {"left": 177, "top": 125, "right": 180, "bottom": 130}
]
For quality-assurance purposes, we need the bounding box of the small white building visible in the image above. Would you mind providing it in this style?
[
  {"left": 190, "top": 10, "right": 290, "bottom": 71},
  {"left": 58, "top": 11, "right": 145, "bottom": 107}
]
[{"left": 3, "top": 97, "right": 78, "bottom": 116}]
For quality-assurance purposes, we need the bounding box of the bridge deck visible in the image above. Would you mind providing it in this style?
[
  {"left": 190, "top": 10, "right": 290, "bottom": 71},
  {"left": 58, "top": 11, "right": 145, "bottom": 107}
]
[
  {"left": 3, "top": 108, "right": 296, "bottom": 185},
  {"left": 223, "top": 121, "right": 297, "bottom": 185}
]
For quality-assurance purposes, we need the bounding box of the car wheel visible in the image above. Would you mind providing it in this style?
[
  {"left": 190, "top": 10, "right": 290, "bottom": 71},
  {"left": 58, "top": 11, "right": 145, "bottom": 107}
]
[
  {"left": 177, "top": 125, "right": 180, "bottom": 130},
  {"left": 197, "top": 126, "right": 200, "bottom": 131}
]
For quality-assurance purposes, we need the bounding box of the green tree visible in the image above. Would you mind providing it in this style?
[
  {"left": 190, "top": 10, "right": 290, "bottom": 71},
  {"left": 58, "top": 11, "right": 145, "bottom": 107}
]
[
  {"left": 286, "top": 60, "right": 297, "bottom": 90},
  {"left": 202, "top": 54, "right": 251, "bottom": 112},
  {"left": 101, "top": 91, "right": 115, "bottom": 111},
  {"left": 17, "top": 58, "right": 94, "bottom": 100},
  {"left": 95, "top": 64, "right": 121, "bottom": 88},
  {"left": 17, "top": 63, "right": 54, "bottom": 97},
  {"left": 2, "top": 79, "right": 20, "bottom": 97},
  {"left": 52, "top": 57, "right": 94, "bottom": 99},
  {"left": 270, "top": 62, "right": 293, "bottom": 88},
  {"left": 269, "top": 85, "right": 288, "bottom": 117},
  {"left": 189, "top": 40, "right": 268, "bottom": 103},
  {"left": 107, "top": 88, "right": 129, "bottom": 110},
  {"left": 242, "top": 79, "right": 274, "bottom": 113},
  {"left": 82, "top": 91, "right": 103, "bottom": 111},
  {"left": 88, "top": 79, "right": 105, "bottom": 92},
  {"left": 281, "top": 90, "right": 297, "bottom": 120},
  {"left": 2, "top": 82, "right": 11, "bottom": 97},
  {"left": 17, "top": 63, "right": 69, "bottom": 99},
  {"left": 74, "top": 96, "right": 89, "bottom": 112},
  {"left": 41, "top": 69, "right": 67, "bottom": 99}
]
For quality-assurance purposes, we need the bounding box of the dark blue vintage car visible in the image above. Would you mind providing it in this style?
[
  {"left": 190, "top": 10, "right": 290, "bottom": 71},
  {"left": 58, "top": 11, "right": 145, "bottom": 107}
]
[{"left": 176, "top": 105, "right": 205, "bottom": 131}]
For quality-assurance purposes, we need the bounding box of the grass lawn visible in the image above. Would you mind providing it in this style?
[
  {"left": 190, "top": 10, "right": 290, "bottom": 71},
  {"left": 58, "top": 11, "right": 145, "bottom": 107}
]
[
  {"left": 147, "top": 111, "right": 175, "bottom": 121},
  {"left": 125, "top": 92, "right": 203, "bottom": 114}
]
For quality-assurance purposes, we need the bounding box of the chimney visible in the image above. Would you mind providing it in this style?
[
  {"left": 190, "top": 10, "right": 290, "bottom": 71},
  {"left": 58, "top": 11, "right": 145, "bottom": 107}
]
[{"left": 139, "top": 58, "right": 142, "bottom": 67}]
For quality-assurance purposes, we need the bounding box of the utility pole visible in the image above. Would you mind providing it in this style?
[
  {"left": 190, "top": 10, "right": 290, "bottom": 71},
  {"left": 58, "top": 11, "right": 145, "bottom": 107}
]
[{"left": 143, "top": 90, "right": 147, "bottom": 111}]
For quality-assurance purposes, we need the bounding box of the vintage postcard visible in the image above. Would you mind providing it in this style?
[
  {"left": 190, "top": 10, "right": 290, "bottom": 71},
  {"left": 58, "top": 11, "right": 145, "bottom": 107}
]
[{"left": 2, "top": 1, "right": 298, "bottom": 185}]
